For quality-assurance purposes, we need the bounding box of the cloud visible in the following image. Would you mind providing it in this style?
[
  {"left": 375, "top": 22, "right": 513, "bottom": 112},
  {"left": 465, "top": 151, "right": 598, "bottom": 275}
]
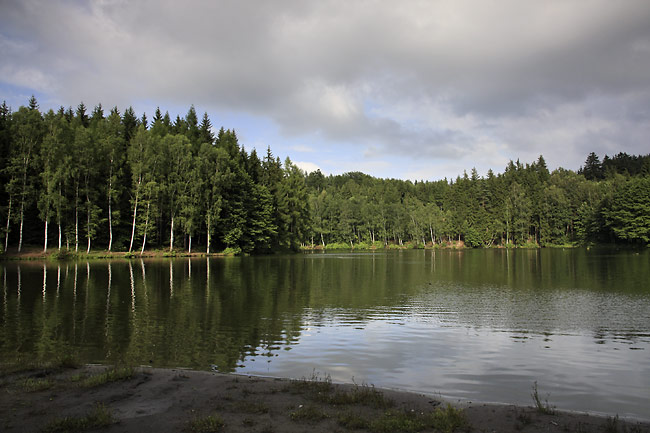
[
  {"left": 293, "top": 161, "right": 322, "bottom": 174},
  {"left": 1, "top": 0, "right": 649, "bottom": 178}
]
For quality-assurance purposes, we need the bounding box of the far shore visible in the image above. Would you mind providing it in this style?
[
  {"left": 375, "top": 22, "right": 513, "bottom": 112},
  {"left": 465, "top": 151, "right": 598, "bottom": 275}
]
[
  {"left": 1, "top": 364, "right": 648, "bottom": 433},
  {"left": 0, "top": 240, "right": 596, "bottom": 261}
]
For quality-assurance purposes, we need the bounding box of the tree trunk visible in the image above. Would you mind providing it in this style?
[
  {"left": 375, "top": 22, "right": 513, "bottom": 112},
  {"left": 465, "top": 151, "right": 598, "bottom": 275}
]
[
  {"left": 18, "top": 166, "right": 29, "bottom": 253},
  {"left": 206, "top": 214, "right": 211, "bottom": 254},
  {"left": 129, "top": 183, "right": 140, "bottom": 252},
  {"left": 43, "top": 219, "right": 48, "bottom": 253},
  {"left": 86, "top": 199, "right": 91, "bottom": 254},
  {"left": 108, "top": 170, "right": 113, "bottom": 252},
  {"left": 86, "top": 184, "right": 92, "bottom": 254},
  {"left": 75, "top": 185, "right": 79, "bottom": 252},
  {"left": 169, "top": 215, "right": 174, "bottom": 252},
  {"left": 58, "top": 183, "right": 63, "bottom": 250},
  {"left": 4, "top": 195, "right": 12, "bottom": 252},
  {"left": 188, "top": 234, "right": 192, "bottom": 254},
  {"left": 141, "top": 202, "right": 150, "bottom": 254},
  {"left": 320, "top": 232, "right": 325, "bottom": 248},
  {"left": 18, "top": 198, "right": 24, "bottom": 252}
]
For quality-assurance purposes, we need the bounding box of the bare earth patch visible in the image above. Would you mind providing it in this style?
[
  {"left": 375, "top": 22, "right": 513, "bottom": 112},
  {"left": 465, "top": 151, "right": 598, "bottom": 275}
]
[{"left": 1, "top": 365, "right": 648, "bottom": 433}]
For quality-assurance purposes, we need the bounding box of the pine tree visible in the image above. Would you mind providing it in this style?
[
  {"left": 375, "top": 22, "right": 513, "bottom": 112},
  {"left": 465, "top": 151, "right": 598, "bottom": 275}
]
[
  {"left": 199, "top": 112, "right": 214, "bottom": 145},
  {"left": 581, "top": 152, "right": 603, "bottom": 181}
]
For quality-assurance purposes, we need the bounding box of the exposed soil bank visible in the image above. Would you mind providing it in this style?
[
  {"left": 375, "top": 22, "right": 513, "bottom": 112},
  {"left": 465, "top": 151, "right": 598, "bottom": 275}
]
[{"left": 1, "top": 365, "right": 648, "bottom": 433}]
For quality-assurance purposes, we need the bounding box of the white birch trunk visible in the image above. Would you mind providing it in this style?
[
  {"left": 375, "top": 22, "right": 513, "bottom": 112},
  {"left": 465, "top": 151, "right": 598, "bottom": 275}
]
[
  {"left": 43, "top": 220, "right": 48, "bottom": 252},
  {"left": 141, "top": 202, "right": 150, "bottom": 255},
  {"left": 129, "top": 179, "right": 140, "bottom": 252},
  {"left": 58, "top": 183, "right": 63, "bottom": 250},
  {"left": 87, "top": 205, "right": 91, "bottom": 254},
  {"left": 4, "top": 195, "right": 12, "bottom": 252},
  {"left": 86, "top": 187, "right": 91, "bottom": 254},
  {"left": 169, "top": 215, "right": 174, "bottom": 252},
  {"left": 18, "top": 199, "right": 24, "bottom": 252},
  {"left": 108, "top": 166, "right": 113, "bottom": 252},
  {"left": 206, "top": 214, "right": 211, "bottom": 254},
  {"left": 75, "top": 185, "right": 79, "bottom": 252}
]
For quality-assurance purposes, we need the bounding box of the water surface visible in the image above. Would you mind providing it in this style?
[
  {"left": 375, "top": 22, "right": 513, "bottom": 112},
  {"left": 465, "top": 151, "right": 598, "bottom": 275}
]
[{"left": 1, "top": 249, "right": 649, "bottom": 420}]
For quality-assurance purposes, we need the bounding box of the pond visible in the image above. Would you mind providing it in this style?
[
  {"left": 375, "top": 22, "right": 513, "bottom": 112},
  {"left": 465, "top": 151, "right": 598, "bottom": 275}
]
[{"left": 1, "top": 249, "right": 649, "bottom": 420}]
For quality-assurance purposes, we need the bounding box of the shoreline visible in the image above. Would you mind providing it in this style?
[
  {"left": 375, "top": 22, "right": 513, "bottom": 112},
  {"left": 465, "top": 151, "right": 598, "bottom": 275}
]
[
  {"left": 1, "top": 364, "right": 648, "bottom": 433},
  {"left": 3, "top": 243, "right": 644, "bottom": 262}
]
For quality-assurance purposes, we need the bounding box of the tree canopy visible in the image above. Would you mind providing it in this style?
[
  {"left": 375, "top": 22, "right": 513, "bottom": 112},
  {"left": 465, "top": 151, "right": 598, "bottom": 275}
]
[{"left": 1, "top": 97, "right": 648, "bottom": 255}]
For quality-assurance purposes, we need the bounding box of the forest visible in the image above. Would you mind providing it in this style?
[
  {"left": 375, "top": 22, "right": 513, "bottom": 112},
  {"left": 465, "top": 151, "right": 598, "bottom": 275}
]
[{"left": 1, "top": 98, "right": 649, "bottom": 255}]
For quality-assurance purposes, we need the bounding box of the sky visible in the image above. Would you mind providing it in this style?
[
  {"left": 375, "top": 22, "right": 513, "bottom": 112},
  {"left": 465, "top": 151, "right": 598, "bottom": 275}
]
[{"left": 1, "top": 0, "right": 649, "bottom": 181}]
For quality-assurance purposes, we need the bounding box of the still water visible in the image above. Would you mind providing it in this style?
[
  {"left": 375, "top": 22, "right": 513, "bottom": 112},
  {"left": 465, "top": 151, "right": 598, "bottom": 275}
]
[{"left": 1, "top": 249, "right": 649, "bottom": 420}]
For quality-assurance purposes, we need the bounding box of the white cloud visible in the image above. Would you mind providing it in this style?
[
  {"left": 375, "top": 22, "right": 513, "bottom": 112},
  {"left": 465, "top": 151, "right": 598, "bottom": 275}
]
[{"left": 294, "top": 161, "right": 322, "bottom": 174}]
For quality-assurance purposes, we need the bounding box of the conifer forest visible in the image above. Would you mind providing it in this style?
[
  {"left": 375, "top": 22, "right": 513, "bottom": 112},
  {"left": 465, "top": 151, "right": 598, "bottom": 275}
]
[{"left": 1, "top": 98, "right": 649, "bottom": 255}]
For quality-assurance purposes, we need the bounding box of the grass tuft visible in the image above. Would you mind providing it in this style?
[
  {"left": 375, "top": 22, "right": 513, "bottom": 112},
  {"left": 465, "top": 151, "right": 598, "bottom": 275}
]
[
  {"left": 322, "top": 382, "right": 394, "bottom": 409},
  {"left": 286, "top": 370, "right": 333, "bottom": 394},
  {"left": 187, "top": 414, "right": 225, "bottom": 433},
  {"left": 22, "top": 377, "right": 54, "bottom": 392},
  {"left": 431, "top": 404, "right": 468, "bottom": 433},
  {"left": 369, "top": 405, "right": 467, "bottom": 433},
  {"left": 337, "top": 410, "right": 371, "bottom": 429},
  {"left": 80, "top": 366, "right": 134, "bottom": 388},
  {"left": 42, "top": 403, "right": 114, "bottom": 433},
  {"left": 531, "top": 381, "right": 556, "bottom": 415}
]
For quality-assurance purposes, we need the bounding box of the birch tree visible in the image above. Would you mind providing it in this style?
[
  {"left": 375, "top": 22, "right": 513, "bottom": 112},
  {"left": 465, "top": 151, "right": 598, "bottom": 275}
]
[
  {"left": 162, "top": 134, "right": 192, "bottom": 251},
  {"left": 8, "top": 103, "right": 42, "bottom": 251},
  {"left": 97, "top": 108, "right": 124, "bottom": 251},
  {"left": 38, "top": 110, "right": 67, "bottom": 251},
  {"left": 127, "top": 125, "right": 150, "bottom": 252}
]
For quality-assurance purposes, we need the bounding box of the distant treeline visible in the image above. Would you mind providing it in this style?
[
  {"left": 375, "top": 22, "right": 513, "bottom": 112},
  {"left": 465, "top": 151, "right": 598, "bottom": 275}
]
[
  {"left": 305, "top": 152, "right": 650, "bottom": 249},
  {"left": 1, "top": 98, "right": 649, "bottom": 254}
]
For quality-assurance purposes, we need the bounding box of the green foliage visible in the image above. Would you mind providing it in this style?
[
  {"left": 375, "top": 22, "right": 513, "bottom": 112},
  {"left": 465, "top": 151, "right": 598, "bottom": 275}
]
[
  {"left": 603, "top": 177, "right": 650, "bottom": 243},
  {"left": 221, "top": 247, "right": 241, "bottom": 256},
  {"left": 325, "top": 242, "right": 352, "bottom": 250},
  {"left": 50, "top": 249, "right": 78, "bottom": 261},
  {"left": 463, "top": 226, "right": 482, "bottom": 248}
]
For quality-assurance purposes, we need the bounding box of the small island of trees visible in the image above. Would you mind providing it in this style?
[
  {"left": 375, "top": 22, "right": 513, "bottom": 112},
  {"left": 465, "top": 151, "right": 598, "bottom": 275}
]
[{"left": 1, "top": 97, "right": 649, "bottom": 256}]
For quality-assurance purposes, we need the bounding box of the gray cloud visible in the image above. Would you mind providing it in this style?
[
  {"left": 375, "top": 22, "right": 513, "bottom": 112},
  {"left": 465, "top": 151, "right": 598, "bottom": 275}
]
[{"left": 1, "top": 0, "right": 649, "bottom": 175}]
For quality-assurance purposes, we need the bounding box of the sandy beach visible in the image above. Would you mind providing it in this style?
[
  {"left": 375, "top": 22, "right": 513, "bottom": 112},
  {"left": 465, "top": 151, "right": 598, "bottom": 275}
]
[{"left": 1, "top": 364, "right": 648, "bottom": 433}]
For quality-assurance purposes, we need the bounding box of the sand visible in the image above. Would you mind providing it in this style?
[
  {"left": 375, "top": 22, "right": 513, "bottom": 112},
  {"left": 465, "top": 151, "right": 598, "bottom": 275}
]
[{"left": 1, "top": 365, "right": 648, "bottom": 433}]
